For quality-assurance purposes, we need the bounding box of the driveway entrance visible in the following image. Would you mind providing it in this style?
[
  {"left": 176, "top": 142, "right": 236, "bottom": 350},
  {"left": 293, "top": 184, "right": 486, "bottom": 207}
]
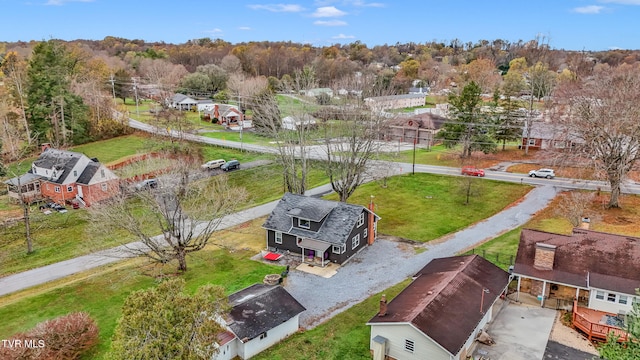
[{"left": 475, "top": 302, "right": 556, "bottom": 360}]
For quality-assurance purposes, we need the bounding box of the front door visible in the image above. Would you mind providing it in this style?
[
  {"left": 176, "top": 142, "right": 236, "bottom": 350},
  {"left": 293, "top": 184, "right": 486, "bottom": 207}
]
[{"left": 77, "top": 185, "right": 83, "bottom": 199}]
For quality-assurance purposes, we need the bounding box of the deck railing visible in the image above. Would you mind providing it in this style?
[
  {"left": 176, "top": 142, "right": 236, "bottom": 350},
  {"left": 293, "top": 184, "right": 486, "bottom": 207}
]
[{"left": 572, "top": 300, "right": 629, "bottom": 342}]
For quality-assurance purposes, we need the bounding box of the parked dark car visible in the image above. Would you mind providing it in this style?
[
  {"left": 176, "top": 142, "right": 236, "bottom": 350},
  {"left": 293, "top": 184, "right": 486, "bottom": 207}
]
[
  {"left": 40, "top": 202, "right": 68, "bottom": 213},
  {"left": 221, "top": 160, "right": 240, "bottom": 171}
]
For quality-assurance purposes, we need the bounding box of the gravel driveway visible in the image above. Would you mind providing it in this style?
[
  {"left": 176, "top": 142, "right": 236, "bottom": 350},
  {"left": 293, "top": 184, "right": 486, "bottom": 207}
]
[{"left": 285, "top": 185, "right": 559, "bottom": 328}]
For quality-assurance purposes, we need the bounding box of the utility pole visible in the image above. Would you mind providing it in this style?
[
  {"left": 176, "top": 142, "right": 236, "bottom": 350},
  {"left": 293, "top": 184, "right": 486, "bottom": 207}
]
[
  {"left": 133, "top": 77, "right": 140, "bottom": 118},
  {"left": 108, "top": 74, "right": 117, "bottom": 105}
]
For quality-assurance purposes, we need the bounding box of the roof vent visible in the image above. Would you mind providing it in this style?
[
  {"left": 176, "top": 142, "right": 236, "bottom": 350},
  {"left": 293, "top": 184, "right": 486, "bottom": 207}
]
[{"left": 427, "top": 290, "right": 433, "bottom": 295}]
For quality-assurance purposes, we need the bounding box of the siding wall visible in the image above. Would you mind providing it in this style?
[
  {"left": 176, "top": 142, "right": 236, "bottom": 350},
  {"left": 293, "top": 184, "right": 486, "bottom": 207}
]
[
  {"left": 240, "top": 315, "right": 300, "bottom": 359},
  {"left": 370, "top": 324, "right": 451, "bottom": 360}
]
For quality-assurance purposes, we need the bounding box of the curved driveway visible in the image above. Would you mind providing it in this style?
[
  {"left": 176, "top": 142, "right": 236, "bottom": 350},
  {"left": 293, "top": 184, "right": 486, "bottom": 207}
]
[{"left": 287, "top": 184, "right": 559, "bottom": 328}]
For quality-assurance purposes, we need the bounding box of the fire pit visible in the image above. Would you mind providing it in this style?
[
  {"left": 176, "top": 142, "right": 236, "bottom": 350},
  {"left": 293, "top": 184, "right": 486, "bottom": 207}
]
[{"left": 263, "top": 274, "right": 282, "bottom": 285}]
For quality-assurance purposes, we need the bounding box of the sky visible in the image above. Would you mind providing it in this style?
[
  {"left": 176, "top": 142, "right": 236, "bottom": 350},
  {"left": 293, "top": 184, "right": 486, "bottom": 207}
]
[{"left": 2, "top": 0, "right": 640, "bottom": 51}]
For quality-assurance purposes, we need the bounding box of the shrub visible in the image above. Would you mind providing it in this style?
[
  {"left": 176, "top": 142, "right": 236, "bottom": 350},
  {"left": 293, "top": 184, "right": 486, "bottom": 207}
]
[{"left": 0, "top": 312, "right": 99, "bottom": 360}]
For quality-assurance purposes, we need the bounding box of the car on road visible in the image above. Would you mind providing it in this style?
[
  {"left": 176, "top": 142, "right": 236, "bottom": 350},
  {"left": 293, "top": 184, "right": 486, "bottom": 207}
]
[
  {"left": 221, "top": 159, "right": 240, "bottom": 171},
  {"left": 135, "top": 178, "right": 158, "bottom": 191},
  {"left": 528, "top": 168, "right": 555, "bottom": 179},
  {"left": 201, "top": 159, "right": 226, "bottom": 170},
  {"left": 461, "top": 166, "right": 485, "bottom": 177}
]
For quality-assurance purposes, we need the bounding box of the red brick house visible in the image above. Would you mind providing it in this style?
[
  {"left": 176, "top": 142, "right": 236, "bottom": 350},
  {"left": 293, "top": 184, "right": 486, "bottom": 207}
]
[{"left": 6, "top": 148, "right": 120, "bottom": 207}]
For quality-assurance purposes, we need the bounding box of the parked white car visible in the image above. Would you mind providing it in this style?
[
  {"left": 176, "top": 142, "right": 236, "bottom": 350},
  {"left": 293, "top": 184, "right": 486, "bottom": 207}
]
[
  {"left": 528, "top": 168, "right": 555, "bottom": 179},
  {"left": 201, "top": 159, "right": 226, "bottom": 170}
]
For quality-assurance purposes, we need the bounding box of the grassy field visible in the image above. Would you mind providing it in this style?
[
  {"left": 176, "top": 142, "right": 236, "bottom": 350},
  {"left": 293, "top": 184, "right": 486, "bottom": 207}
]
[
  {"left": 326, "top": 173, "right": 531, "bottom": 242},
  {"left": 253, "top": 279, "right": 411, "bottom": 360},
  {"left": 227, "top": 161, "right": 330, "bottom": 209},
  {"left": 0, "top": 248, "right": 283, "bottom": 359}
]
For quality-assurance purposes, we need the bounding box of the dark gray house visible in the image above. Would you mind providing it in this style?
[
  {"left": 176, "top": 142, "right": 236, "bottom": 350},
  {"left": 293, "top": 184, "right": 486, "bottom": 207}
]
[{"left": 262, "top": 193, "right": 380, "bottom": 266}]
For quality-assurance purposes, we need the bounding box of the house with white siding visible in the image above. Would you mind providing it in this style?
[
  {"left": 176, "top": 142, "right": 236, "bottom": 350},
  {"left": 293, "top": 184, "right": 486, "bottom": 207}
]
[{"left": 367, "top": 255, "right": 509, "bottom": 360}]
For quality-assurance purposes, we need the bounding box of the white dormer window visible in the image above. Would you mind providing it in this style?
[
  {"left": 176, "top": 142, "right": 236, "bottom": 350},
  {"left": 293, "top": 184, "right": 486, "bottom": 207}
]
[
  {"left": 298, "top": 218, "right": 310, "bottom": 229},
  {"left": 73, "top": 170, "right": 77, "bottom": 177},
  {"left": 357, "top": 213, "right": 365, "bottom": 227}
]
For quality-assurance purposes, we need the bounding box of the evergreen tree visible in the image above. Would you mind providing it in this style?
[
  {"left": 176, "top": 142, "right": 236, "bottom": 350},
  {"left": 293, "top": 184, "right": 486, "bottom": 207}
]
[
  {"left": 26, "top": 40, "right": 89, "bottom": 146},
  {"left": 109, "top": 279, "right": 228, "bottom": 360},
  {"left": 598, "top": 290, "right": 640, "bottom": 360},
  {"left": 438, "top": 81, "right": 496, "bottom": 158}
]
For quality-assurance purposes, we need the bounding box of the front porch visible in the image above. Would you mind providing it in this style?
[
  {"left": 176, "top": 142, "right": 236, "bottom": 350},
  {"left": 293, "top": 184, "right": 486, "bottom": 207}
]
[
  {"left": 572, "top": 300, "right": 629, "bottom": 342},
  {"left": 516, "top": 277, "right": 589, "bottom": 310}
]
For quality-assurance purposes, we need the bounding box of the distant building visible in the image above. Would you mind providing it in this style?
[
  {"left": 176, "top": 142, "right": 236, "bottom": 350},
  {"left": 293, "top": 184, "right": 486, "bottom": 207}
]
[{"left": 364, "top": 94, "right": 426, "bottom": 111}]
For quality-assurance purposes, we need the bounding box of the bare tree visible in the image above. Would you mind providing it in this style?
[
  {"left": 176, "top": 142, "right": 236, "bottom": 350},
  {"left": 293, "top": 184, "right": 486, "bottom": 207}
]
[
  {"left": 138, "top": 58, "right": 188, "bottom": 106},
  {"left": 89, "top": 159, "right": 247, "bottom": 272},
  {"left": 1, "top": 51, "right": 31, "bottom": 145},
  {"left": 552, "top": 64, "right": 640, "bottom": 208},
  {"left": 554, "top": 190, "right": 596, "bottom": 227},
  {"left": 322, "top": 107, "right": 382, "bottom": 202}
]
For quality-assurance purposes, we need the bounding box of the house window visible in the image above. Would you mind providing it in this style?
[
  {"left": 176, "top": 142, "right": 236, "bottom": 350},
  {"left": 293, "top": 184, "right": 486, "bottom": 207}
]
[
  {"left": 100, "top": 169, "right": 105, "bottom": 178},
  {"left": 298, "top": 218, "right": 310, "bottom": 229},
  {"left": 332, "top": 245, "right": 342, "bottom": 254},
  {"left": 296, "top": 237, "right": 303, "bottom": 246},
  {"left": 357, "top": 213, "right": 365, "bottom": 227},
  {"left": 363, "top": 228, "right": 368, "bottom": 238},
  {"left": 619, "top": 295, "right": 628, "bottom": 305},
  {"left": 275, "top": 232, "right": 283, "bottom": 244},
  {"left": 101, "top": 183, "right": 107, "bottom": 191},
  {"left": 596, "top": 291, "right": 605, "bottom": 300},
  {"left": 67, "top": 186, "right": 73, "bottom": 192},
  {"left": 352, "top": 234, "right": 360, "bottom": 249},
  {"left": 404, "top": 339, "right": 415, "bottom": 353},
  {"left": 73, "top": 170, "right": 77, "bottom": 177},
  {"left": 528, "top": 138, "right": 536, "bottom": 145},
  {"left": 54, "top": 186, "right": 61, "bottom": 193},
  {"left": 607, "top": 293, "right": 616, "bottom": 302},
  {"left": 259, "top": 332, "right": 267, "bottom": 340}
]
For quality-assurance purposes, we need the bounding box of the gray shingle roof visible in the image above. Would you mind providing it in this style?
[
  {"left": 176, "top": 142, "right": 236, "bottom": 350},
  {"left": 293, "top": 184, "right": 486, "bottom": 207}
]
[
  {"left": 228, "top": 284, "right": 305, "bottom": 342},
  {"left": 32, "top": 149, "right": 83, "bottom": 184},
  {"left": 262, "top": 193, "right": 376, "bottom": 245},
  {"left": 76, "top": 162, "right": 100, "bottom": 185}
]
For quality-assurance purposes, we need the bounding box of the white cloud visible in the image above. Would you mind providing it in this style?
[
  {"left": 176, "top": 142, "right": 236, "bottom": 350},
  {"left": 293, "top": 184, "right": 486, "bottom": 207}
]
[
  {"left": 572, "top": 5, "right": 605, "bottom": 13},
  {"left": 350, "top": 0, "right": 385, "bottom": 7},
  {"left": 332, "top": 33, "right": 355, "bottom": 39},
  {"left": 45, "top": 0, "right": 93, "bottom": 5},
  {"left": 314, "top": 20, "right": 347, "bottom": 26},
  {"left": 238, "top": 26, "right": 252, "bottom": 31},
  {"left": 247, "top": 4, "right": 304, "bottom": 12},
  {"left": 311, "top": 6, "right": 347, "bottom": 17},
  {"left": 600, "top": 0, "right": 640, "bottom": 4},
  {"left": 205, "top": 28, "right": 223, "bottom": 34}
]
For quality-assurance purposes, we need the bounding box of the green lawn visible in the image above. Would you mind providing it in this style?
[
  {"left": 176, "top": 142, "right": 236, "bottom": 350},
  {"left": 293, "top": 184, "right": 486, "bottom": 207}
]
[
  {"left": 254, "top": 279, "right": 411, "bottom": 360},
  {"left": 376, "top": 144, "right": 464, "bottom": 167},
  {"left": 326, "top": 173, "right": 532, "bottom": 242},
  {"left": 0, "top": 249, "right": 283, "bottom": 359},
  {"left": 226, "top": 161, "right": 330, "bottom": 209},
  {"left": 462, "top": 227, "right": 522, "bottom": 270},
  {"left": 0, "top": 208, "right": 138, "bottom": 276}
]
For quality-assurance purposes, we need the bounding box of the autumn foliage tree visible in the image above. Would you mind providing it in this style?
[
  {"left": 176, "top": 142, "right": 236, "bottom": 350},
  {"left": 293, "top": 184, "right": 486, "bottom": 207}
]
[
  {"left": 0, "top": 312, "right": 99, "bottom": 360},
  {"left": 552, "top": 64, "right": 640, "bottom": 208}
]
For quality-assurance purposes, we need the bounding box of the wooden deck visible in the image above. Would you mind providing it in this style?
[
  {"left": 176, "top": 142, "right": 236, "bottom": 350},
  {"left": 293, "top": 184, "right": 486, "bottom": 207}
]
[{"left": 572, "top": 300, "right": 628, "bottom": 342}]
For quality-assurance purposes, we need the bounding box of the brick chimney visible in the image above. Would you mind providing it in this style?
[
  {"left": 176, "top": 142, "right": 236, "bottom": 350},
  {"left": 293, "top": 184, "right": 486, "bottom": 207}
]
[
  {"left": 368, "top": 196, "right": 376, "bottom": 245},
  {"left": 378, "top": 294, "right": 387, "bottom": 317},
  {"left": 533, "top": 243, "right": 556, "bottom": 271}
]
